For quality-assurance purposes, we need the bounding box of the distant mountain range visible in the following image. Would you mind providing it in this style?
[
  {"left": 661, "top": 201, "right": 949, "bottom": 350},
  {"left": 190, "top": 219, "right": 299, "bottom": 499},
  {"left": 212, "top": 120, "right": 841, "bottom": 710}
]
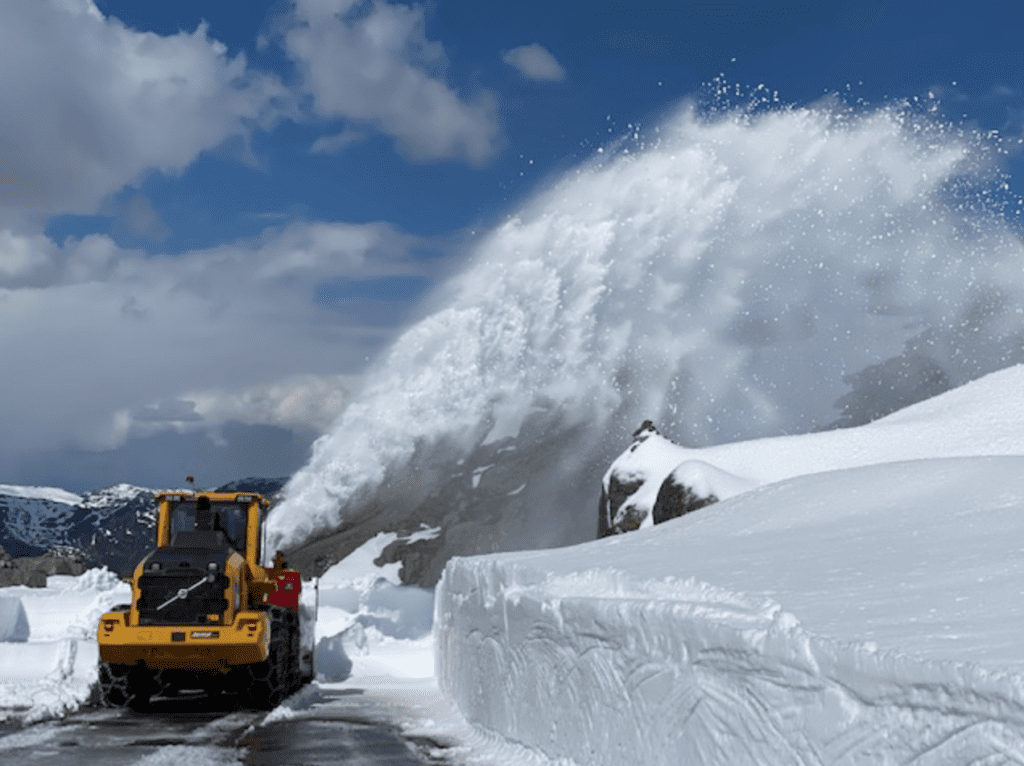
[{"left": 0, "top": 477, "right": 287, "bottom": 576}]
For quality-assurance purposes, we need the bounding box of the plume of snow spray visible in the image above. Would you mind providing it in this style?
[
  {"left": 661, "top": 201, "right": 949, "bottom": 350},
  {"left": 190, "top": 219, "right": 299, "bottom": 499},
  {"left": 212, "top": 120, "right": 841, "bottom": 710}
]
[{"left": 268, "top": 92, "right": 1024, "bottom": 553}]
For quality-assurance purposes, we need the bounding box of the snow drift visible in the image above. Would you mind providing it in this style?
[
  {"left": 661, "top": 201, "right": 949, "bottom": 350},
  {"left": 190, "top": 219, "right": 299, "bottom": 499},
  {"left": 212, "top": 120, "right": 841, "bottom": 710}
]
[
  {"left": 0, "top": 570, "right": 128, "bottom": 721},
  {"left": 437, "top": 456, "right": 1024, "bottom": 766},
  {"left": 268, "top": 94, "right": 1024, "bottom": 564},
  {"left": 604, "top": 363, "right": 1024, "bottom": 531}
]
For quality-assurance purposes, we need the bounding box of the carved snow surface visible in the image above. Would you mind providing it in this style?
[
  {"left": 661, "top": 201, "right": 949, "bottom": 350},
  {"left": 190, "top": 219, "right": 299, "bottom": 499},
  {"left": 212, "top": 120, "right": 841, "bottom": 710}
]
[{"left": 439, "top": 456, "right": 1024, "bottom": 766}]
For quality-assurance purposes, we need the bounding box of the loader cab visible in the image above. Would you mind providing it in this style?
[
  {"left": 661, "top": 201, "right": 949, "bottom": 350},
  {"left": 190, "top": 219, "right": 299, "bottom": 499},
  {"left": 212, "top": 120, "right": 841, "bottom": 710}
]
[{"left": 156, "top": 492, "right": 268, "bottom": 566}]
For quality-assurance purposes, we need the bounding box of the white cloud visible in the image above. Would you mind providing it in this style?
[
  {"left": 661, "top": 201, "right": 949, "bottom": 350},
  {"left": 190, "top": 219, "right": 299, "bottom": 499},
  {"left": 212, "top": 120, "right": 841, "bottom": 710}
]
[
  {"left": 502, "top": 43, "right": 566, "bottom": 83},
  {"left": 0, "top": 0, "right": 284, "bottom": 226},
  {"left": 310, "top": 127, "right": 368, "bottom": 154},
  {"left": 108, "top": 194, "right": 171, "bottom": 244},
  {"left": 184, "top": 374, "right": 360, "bottom": 432},
  {"left": 0, "top": 220, "right": 432, "bottom": 455},
  {"left": 283, "top": 0, "right": 503, "bottom": 166}
]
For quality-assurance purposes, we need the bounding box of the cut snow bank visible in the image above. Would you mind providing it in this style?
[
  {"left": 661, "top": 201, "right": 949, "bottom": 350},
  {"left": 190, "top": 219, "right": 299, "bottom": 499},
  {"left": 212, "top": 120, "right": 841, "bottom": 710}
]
[
  {"left": 0, "top": 597, "right": 28, "bottom": 642},
  {"left": 314, "top": 532, "right": 436, "bottom": 683},
  {"left": 437, "top": 456, "right": 1024, "bottom": 765},
  {"left": 0, "top": 569, "right": 129, "bottom": 722}
]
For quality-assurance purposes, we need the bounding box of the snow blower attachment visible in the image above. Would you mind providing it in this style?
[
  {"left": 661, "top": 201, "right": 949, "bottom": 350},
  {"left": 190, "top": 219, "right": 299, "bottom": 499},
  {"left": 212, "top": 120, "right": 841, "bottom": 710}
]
[{"left": 96, "top": 491, "right": 312, "bottom": 710}]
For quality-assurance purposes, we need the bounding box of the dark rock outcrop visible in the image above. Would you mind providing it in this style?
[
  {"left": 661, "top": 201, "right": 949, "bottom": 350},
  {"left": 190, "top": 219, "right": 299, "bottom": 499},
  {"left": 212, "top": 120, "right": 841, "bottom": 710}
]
[
  {"left": 285, "top": 409, "right": 613, "bottom": 587},
  {"left": 652, "top": 474, "right": 718, "bottom": 525},
  {"left": 598, "top": 420, "right": 659, "bottom": 537},
  {"left": 0, "top": 568, "right": 46, "bottom": 588},
  {"left": 0, "top": 548, "right": 86, "bottom": 587},
  {"left": 597, "top": 478, "right": 646, "bottom": 537},
  {"left": 600, "top": 420, "right": 728, "bottom": 537}
]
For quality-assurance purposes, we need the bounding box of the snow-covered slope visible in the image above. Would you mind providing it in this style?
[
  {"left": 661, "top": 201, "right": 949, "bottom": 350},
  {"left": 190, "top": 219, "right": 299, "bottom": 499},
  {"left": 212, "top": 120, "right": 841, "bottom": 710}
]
[
  {"left": 438, "top": 456, "right": 1024, "bottom": 765},
  {"left": 434, "top": 362, "right": 1024, "bottom": 765},
  {"left": 0, "top": 483, "right": 158, "bottom": 564},
  {"left": 604, "top": 363, "right": 1024, "bottom": 530}
]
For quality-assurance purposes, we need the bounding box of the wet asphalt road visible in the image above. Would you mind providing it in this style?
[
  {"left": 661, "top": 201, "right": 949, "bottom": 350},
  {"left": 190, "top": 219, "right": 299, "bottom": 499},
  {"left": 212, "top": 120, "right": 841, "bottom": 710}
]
[{"left": 0, "top": 688, "right": 453, "bottom": 765}]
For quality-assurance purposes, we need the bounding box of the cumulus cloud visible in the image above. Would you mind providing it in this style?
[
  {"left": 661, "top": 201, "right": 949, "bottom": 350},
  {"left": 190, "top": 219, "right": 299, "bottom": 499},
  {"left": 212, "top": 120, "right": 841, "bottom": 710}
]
[
  {"left": 502, "top": 43, "right": 566, "bottom": 82},
  {"left": 108, "top": 194, "right": 172, "bottom": 244},
  {"left": 282, "top": 0, "right": 503, "bottom": 165},
  {"left": 310, "top": 127, "right": 368, "bottom": 154},
  {"left": 184, "top": 374, "right": 359, "bottom": 432},
  {"left": 0, "top": 220, "right": 433, "bottom": 455},
  {"left": 0, "top": 0, "right": 284, "bottom": 226}
]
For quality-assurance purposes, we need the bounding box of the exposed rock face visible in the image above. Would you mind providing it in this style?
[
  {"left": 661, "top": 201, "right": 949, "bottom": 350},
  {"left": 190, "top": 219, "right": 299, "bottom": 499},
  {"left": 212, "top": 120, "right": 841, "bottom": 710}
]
[
  {"left": 827, "top": 336, "right": 952, "bottom": 429},
  {"left": 598, "top": 421, "right": 662, "bottom": 537},
  {"left": 597, "top": 477, "right": 645, "bottom": 537},
  {"left": 652, "top": 474, "right": 718, "bottom": 525},
  {"left": 600, "top": 421, "right": 754, "bottom": 537},
  {"left": 0, "top": 548, "right": 85, "bottom": 587},
  {"left": 0, "top": 569, "right": 47, "bottom": 588},
  {"left": 285, "top": 410, "right": 613, "bottom": 588},
  {"left": 16, "top": 550, "right": 88, "bottom": 577}
]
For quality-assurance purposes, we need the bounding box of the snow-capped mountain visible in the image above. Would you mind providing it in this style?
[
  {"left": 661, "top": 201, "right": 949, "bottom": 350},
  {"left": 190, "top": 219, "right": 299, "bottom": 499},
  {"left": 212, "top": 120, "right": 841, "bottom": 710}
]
[{"left": 0, "top": 477, "right": 288, "bottom": 575}]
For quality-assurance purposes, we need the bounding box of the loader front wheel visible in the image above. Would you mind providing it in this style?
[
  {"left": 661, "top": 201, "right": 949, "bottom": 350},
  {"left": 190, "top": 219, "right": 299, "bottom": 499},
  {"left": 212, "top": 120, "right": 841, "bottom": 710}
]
[
  {"left": 239, "top": 607, "right": 291, "bottom": 709},
  {"left": 98, "top": 661, "right": 157, "bottom": 710}
]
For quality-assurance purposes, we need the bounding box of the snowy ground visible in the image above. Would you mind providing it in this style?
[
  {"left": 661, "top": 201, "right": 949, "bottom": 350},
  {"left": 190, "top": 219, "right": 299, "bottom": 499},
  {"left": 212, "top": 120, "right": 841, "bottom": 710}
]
[
  {"left": 437, "top": 364, "right": 1024, "bottom": 765},
  {"left": 0, "top": 568, "right": 129, "bottom": 722},
  {"left": 8, "top": 366, "right": 1024, "bottom": 764}
]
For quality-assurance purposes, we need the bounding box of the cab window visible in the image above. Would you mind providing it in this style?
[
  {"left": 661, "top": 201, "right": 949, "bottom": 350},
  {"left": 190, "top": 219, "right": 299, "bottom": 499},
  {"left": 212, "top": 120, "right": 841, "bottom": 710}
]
[{"left": 169, "top": 502, "right": 248, "bottom": 553}]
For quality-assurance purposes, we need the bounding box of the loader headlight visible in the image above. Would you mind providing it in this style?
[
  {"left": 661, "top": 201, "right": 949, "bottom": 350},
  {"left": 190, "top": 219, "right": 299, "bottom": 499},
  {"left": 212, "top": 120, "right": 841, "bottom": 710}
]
[
  {"left": 207, "top": 562, "right": 218, "bottom": 572},
  {"left": 149, "top": 562, "right": 161, "bottom": 571}
]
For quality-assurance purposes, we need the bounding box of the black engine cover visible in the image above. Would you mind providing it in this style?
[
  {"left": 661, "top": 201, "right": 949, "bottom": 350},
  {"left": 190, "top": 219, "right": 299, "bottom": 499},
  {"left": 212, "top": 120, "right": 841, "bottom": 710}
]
[{"left": 137, "top": 535, "right": 233, "bottom": 626}]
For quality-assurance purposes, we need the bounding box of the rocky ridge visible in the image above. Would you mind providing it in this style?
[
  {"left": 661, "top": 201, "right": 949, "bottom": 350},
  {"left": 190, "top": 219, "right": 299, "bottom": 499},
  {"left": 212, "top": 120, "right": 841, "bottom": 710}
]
[
  {"left": 283, "top": 408, "right": 617, "bottom": 588},
  {"left": 0, "top": 477, "right": 288, "bottom": 583}
]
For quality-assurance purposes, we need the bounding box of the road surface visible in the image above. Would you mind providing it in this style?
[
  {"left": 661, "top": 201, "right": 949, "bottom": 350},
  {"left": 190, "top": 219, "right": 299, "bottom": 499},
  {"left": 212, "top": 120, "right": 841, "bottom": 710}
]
[{"left": 0, "top": 687, "right": 456, "bottom": 765}]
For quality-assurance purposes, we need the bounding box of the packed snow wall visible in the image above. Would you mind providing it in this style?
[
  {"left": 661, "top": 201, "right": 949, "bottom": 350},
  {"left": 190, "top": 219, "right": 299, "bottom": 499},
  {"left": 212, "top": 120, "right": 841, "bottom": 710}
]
[
  {"left": 436, "top": 457, "right": 1024, "bottom": 766},
  {"left": 436, "top": 563, "right": 1024, "bottom": 766},
  {"left": 268, "top": 94, "right": 1024, "bottom": 565}
]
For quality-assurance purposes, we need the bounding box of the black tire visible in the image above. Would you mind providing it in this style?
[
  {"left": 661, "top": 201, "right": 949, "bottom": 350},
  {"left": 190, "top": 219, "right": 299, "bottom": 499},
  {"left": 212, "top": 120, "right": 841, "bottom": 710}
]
[
  {"left": 284, "top": 607, "right": 302, "bottom": 695},
  {"left": 239, "top": 606, "right": 292, "bottom": 709},
  {"left": 98, "top": 661, "right": 157, "bottom": 710}
]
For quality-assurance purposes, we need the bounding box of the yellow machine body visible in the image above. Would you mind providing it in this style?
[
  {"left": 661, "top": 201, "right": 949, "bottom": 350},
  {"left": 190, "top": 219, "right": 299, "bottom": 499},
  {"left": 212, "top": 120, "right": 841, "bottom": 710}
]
[{"left": 96, "top": 491, "right": 293, "bottom": 672}]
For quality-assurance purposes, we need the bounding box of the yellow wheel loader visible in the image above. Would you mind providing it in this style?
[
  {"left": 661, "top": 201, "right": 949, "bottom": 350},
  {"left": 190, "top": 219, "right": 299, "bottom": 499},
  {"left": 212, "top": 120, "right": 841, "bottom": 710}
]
[{"left": 96, "top": 491, "right": 312, "bottom": 710}]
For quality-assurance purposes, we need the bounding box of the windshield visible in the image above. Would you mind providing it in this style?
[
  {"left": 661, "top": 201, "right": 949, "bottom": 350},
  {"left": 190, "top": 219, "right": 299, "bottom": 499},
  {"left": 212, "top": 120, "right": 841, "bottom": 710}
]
[{"left": 169, "top": 501, "right": 248, "bottom": 553}]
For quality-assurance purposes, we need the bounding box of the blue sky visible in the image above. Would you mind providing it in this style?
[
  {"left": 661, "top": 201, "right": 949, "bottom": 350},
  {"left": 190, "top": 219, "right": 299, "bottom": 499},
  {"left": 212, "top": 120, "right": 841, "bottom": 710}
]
[{"left": 2, "top": 0, "right": 1023, "bottom": 490}]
